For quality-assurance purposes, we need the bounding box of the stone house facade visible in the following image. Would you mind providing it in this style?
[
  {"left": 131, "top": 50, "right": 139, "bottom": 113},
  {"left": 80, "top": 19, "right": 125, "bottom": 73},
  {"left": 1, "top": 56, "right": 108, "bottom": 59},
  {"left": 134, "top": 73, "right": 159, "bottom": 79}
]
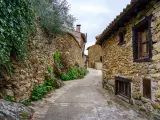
[
  {"left": 83, "top": 54, "right": 88, "bottom": 68},
  {"left": 96, "top": 0, "right": 160, "bottom": 116},
  {"left": 87, "top": 45, "right": 102, "bottom": 69}
]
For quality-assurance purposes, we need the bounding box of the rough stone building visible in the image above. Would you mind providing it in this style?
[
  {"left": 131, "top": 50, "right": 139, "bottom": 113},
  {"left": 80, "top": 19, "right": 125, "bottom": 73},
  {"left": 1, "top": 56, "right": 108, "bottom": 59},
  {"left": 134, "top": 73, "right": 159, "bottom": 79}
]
[
  {"left": 83, "top": 54, "right": 88, "bottom": 68},
  {"left": 87, "top": 45, "right": 102, "bottom": 69},
  {"left": 96, "top": 0, "right": 160, "bottom": 117},
  {"left": 55, "top": 25, "right": 87, "bottom": 71}
]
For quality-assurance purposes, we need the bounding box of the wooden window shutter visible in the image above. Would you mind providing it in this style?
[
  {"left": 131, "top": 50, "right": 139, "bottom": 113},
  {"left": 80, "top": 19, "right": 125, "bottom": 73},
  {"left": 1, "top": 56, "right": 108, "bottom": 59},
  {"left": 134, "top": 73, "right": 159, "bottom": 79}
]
[
  {"left": 143, "top": 79, "right": 151, "bottom": 99},
  {"left": 148, "top": 17, "right": 152, "bottom": 59},
  {"left": 132, "top": 28, "right": 138, "bottom": 61}
]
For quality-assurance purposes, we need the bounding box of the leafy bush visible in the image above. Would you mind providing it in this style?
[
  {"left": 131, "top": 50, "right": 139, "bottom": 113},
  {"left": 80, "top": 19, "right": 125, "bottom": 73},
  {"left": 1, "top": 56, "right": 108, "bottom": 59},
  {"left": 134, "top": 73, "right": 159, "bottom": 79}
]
[
  {"left": 21, "top": 99, "right": 31, "bottom": 106},
  {"left": 30, "top": 84, "right": 48, "bottom": 101},
  {"left": 21, "top": 67, "right": 57, "bottom": 104},
  {"left": 0, "top": 0, "right": 35, "bottom": 73},
  {"left": 60, "top": 66, "right": 88, "bottom": 81},
  {"left": 30, "top": 0, "right": 76, "bottom": 35},
  {"left": 30, "top": 79, "right": 55, "bottom": 101},
  {"left": 30, "top": 66, "right": 57, "bottom": 101},
  {"left": 5, "top": 95, "right": 15, "bottom": 102},
  {"left": 54, "top": 51, "right": 63, "bottom": 69}
]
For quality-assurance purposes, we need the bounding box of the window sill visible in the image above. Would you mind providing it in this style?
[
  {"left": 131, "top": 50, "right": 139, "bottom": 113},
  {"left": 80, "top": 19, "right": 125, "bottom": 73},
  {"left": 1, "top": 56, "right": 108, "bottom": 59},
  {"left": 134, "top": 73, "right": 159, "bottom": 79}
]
[{"left": 134, "top": 58, "right": 152, "bottom": 62}]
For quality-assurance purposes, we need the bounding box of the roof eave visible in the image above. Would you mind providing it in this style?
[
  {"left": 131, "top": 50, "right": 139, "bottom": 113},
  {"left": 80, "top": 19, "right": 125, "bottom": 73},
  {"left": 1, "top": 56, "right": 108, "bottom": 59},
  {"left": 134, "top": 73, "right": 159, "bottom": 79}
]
[{"left": 97, "top": 0, "right": 151, "bottom": 44}]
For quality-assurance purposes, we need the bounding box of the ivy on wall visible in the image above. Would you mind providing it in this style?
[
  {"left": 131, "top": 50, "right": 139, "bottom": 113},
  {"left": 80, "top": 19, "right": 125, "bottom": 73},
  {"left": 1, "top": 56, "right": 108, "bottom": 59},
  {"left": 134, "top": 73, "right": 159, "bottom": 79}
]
[{"left": 0, "top": 0, "right": 35, "bottom": 73}]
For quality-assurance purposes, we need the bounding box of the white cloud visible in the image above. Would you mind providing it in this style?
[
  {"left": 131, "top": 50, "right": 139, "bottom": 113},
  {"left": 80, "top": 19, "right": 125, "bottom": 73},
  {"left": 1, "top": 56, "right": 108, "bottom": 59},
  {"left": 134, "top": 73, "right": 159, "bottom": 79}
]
[
  {"left": 67, "top": 0, "right": 131, "bottom": 55},
  {"left": 79, "top": 5, "right": 110, "bottom": 14}
]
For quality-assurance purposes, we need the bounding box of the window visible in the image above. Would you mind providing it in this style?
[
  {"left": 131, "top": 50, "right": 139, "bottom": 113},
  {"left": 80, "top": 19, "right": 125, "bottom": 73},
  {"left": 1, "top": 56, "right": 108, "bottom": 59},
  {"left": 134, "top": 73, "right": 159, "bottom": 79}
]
[
  {"left": 118, "top": 32, "right": 126, "bottom": 45},
  {"left": 115, "top": 76, "right": 132, "bottom": 101},
  {"left": 132, "top": 15, "right": 152, "bottom": 62},
  {"left": 143, "top": 79, "right": 151, "bottom": 99},
  {"left": 100, "top": 56, "right": 102, "bottom": 62}
]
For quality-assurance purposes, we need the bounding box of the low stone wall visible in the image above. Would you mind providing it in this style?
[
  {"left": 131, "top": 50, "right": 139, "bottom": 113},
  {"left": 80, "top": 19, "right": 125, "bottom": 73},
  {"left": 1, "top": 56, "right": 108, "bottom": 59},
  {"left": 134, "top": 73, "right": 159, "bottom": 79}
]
[{"left": 102, "top": 1, "right": 160, "bottom": 116}]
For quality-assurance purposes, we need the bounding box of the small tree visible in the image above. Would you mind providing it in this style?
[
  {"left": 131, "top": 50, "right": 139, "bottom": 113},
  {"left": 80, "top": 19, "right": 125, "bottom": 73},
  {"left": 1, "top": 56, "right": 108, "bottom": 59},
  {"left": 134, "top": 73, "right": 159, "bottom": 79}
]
[
  {"left": 30, "top": 0, "right": 76, "bottom": 35},
  {"left": 55, "top": 0, "right": 76, "bottom": 29}
]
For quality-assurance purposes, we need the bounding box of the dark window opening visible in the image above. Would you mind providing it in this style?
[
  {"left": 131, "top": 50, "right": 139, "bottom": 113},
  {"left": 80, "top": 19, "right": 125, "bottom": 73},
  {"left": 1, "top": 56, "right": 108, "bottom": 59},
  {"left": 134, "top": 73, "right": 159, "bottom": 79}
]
[
  {"left": 132, "top": 15, "right": 152, "bottom": 62},
  {"left": 143, "top": 79, "right": 151, "bottom": 99},
  {"left": 100, "top": 56, "right": 102, "bottom": 62},
  {"left": 118, "top": 32, "right": 126, "bottom": 45},
  {"left": 115, "top": 76, "right": 131, "bottom": 101}
]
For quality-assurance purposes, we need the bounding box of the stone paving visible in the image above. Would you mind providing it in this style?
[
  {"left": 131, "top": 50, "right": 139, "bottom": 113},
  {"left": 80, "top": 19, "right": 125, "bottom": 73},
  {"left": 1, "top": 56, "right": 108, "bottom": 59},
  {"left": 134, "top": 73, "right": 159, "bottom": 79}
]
[{"left": 31, "top": 68, "right": 148, "bottom": 120}]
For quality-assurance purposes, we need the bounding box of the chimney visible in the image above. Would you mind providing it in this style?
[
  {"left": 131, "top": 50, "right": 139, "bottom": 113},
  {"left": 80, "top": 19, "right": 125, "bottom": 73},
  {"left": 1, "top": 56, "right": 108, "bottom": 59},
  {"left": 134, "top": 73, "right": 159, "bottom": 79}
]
[{"left": 76, "top": 24, "right": 81, "bottom": 32}]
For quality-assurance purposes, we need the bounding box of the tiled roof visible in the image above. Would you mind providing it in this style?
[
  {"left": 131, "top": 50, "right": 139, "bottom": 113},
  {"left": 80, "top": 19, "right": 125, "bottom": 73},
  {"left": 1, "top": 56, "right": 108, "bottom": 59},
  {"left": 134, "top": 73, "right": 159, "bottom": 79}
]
[{"left": 96, "top": 0, "right": 151, "bottom": 44}]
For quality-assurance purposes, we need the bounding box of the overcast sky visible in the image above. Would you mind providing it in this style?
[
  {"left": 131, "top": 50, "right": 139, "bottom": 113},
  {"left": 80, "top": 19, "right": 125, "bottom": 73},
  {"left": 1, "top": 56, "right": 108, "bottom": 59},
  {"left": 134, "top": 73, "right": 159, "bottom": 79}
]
[{"left": 67, "top": 0, "right": 131, "bottom": 54}]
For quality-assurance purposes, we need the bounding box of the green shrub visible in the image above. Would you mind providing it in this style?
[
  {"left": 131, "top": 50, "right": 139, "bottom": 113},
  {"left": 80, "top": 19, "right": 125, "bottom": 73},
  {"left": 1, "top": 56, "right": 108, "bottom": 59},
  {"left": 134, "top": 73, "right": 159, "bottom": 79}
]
[
  {"left": 30, "top": 77, "right": 56, "bottom": 101},
  {"left": 21, "top": 66, "right": 56, "bottom": 103},
  {"left": 21, "top": 99, "right": 31, "bottom": 106},
  {"left": 0, "top": 0, "right": 35, "bottom": 73},
  {"left": 54, "top": 51, "right": 63, "bottom": 69},
  {"left": 30, "top": 84, "right": 48, "bottom": 101},
  {"left": 5, "top": 95, "right": 15, "bottom": 102},
  {"left": 30, "top": 66, "right": 56, "bottom": 101},
  {"left": 60, "top": 66, "right": 88, "bottom": 81}
]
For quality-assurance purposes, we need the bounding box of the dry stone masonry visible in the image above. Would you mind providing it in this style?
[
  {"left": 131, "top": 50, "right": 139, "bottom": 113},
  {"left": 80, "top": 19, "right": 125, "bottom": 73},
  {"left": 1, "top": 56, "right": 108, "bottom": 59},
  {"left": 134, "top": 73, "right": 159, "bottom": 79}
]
[
  {"left": 1, "top": 24, "right": 55, "bottom": 102},
  {"left": 97, "top": 0, "right": 160, "bottom": 118},
  {"left": 87, "top": 45, "right": 102, "bottom": 68},
  {"left": 0, "top": 24, "right": 86, "bottom": 102},
  {"left": 55, "top": 33, "right": 83, "bottom": 72}
]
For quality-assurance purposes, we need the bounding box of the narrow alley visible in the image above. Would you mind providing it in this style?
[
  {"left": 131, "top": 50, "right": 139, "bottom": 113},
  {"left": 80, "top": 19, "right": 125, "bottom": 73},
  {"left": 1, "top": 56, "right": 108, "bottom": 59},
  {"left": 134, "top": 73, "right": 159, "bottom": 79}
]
[{"left": 32, "top": 69, "right": 148, "bottom": 120}]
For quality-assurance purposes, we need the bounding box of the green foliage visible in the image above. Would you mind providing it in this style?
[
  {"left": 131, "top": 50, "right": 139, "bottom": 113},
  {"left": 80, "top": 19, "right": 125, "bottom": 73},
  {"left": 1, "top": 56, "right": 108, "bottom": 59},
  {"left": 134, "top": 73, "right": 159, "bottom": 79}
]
[
  {"left": 21, "top": 66, "right": 56, "bottom": 104},
  {"left": 21, "top": 99, "right": 31, "bottom": 106},
  {"left": 30, "top": 66, "right": 56, "bottom": 101},
  {"left": 30, "top": 79, "right": 55, "bottom": 101},
  {"left": 30, "top": 84, "right": 48, "bottom": 101},
  {"left": 54, "top": 51, "right": 63, "bottom": 69},
  {"left": 5, "top": 95, "right": 15, "bottom": 102},
  {"left": 47, "top": 66, "right": 54, "bottom": 75},
  {"left": 20, "top": 112, "right": 29, "bottom": 119},
  {"left": 60, "top": 66, "right": 88, "bottom": 81},
  {"left": 0, "top": 0, "right": 35, "bottom": 72},
  {"left": 30, "top": 0, "right": 76, "bottom": 35}
]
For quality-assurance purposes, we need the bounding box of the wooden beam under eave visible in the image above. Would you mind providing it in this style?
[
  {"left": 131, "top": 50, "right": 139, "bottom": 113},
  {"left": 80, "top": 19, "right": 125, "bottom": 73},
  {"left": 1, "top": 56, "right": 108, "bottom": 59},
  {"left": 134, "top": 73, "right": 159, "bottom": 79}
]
[{"left": 117, "top": 22, "right": 125, "bottom": 28}]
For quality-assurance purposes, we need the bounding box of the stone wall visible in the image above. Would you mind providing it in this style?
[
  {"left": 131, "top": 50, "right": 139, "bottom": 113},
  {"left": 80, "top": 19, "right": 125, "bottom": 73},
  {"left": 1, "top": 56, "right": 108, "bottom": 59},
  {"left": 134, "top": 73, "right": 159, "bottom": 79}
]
[
  {"left": 0, "top": 26, "right": 85, "bottom": 102},
  {"left": 1, "top": 24, "right": 56, "bottom": 102},
  {"left": 102, "top": 1, "right": 160, "bottom": 116},
  {"left": 88, "top": 45, "right": 102, "bottom": 68},
  {"left": 0, "top": 24, "right": 85, "bottom": 102},
  {"left": 54, "top": 33, "right": 83, "bottom": 72}
]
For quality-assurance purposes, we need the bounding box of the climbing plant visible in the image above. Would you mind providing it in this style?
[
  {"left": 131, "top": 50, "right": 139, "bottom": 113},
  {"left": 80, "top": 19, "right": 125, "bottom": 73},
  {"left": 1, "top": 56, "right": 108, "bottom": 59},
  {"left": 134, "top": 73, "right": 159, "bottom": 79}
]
[{"left": 0, "top": 0, "right": 35, "bottom": 73}]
